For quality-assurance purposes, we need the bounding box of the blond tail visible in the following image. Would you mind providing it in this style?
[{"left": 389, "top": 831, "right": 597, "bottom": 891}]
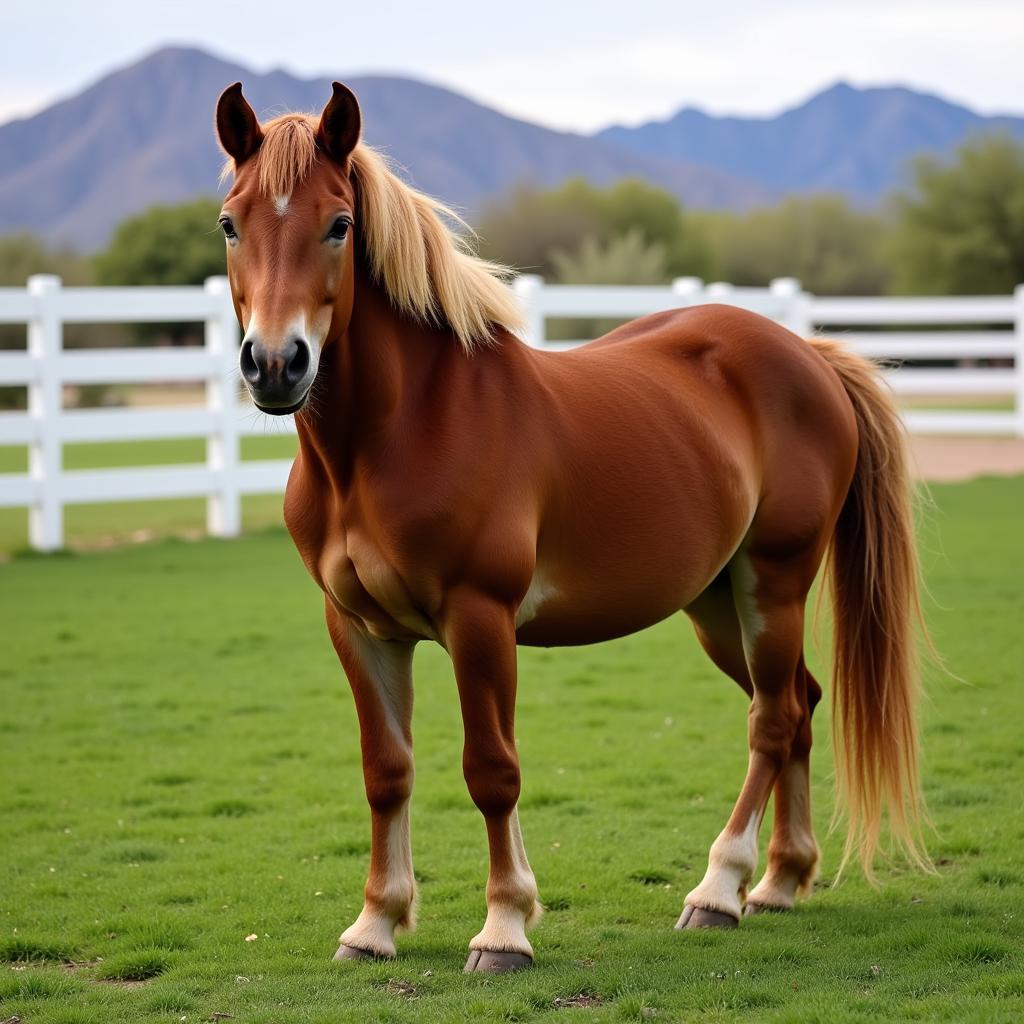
[{"left": 809, "top": 338, "right": 932, "bottom": 880}]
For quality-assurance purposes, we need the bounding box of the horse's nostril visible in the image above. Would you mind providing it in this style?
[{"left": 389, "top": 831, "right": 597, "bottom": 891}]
[
  {"left": 240, "top": 340, "right": 260, "bottom": 384},
  {"left": 285, "top": 339, "right": 311, "bottom": 385}
]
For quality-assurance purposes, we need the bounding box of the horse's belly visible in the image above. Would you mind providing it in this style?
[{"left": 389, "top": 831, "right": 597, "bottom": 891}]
[
  {"left": 515, "top": 469, "right": 752, "bottom": 647},
  {"left": 513, "top": 555, "right": 708, "bottom": 648},
  {"left": 515, "top": 595, "right": 676, "bottom": 646}
]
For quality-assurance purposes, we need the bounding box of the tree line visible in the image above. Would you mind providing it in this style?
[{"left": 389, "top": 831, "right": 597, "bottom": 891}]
[
  {"left": 2, "top": 135, "right": 1022, "bottom": 298},
  {"left": 474, "top": 136, "right": 1024, "bottom": 296}
]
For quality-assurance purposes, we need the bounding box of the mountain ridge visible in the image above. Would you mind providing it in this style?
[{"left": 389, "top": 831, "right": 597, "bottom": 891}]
[
  {"left": 597, "top": 80, "right": 1024, "bottom": 200},
  {"left": 1, "top": 46, "right": 1021, "bottom": 249},
  {"left": 0, "top": 46, "right": 769, "bottom": 250}
]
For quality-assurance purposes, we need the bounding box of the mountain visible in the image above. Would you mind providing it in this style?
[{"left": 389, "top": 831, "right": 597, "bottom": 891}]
[
  {"left": 0, "top": 47, "right": 769, "bottom": 250},
  {"left": 598, "top": 81, "right": 1024, "bottom": 202},
  {"left": 3, "top": 49, "right": 1023, "bottom": 251}
]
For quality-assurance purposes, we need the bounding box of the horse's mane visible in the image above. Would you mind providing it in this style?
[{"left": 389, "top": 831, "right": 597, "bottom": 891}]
[{"left": 223, "top": 114, "right": 523, "bottom": 352}]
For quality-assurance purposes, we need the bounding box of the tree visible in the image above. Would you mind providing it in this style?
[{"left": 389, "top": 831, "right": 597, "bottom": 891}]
[
  {"left": 0, "top": 233, "right": 93, "bottom": 288},
  {"left": 95, "top": 198, "right": 225, "bottom": 286},
  {"left": 547, "top": 229, "right": 671, "bottom": 341},
  {"left": 474, "top": 178, "right": 712, "bottom": 280},
  {"left": 550, "top": 229, "right": 669, "bottom": 285},
  {"left": 474, "top": 180, "right": 605, "bottom": 276},
  {"left": 695, "top": 197, "right": 890, "bottom": 295},
  {"left": 94, "top": 198, "right": 226, "bottom": 343},
  {"left": 887, "top": 135, "right": 1024, "bottom": 295}
]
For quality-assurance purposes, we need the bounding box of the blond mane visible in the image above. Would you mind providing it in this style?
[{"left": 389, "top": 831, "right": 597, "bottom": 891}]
[{"left": 222, "top": 113, "right": 523, "bottom": 352}]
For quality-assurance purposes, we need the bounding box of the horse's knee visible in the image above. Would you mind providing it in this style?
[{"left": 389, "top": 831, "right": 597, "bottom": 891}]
[
  {"left": 463, "top": 744, "right": 521, "bottom": 817},
  {"left": 363, "top": 749, "right": 414, "bottom": 814}
]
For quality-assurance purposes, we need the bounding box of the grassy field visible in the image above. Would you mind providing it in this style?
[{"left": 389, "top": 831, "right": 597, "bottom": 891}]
[{"left": 1, "top": 476, "right": 1022, "bottom": 1023}]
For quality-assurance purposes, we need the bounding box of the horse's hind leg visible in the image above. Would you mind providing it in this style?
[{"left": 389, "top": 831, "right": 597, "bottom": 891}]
[
  {"left": 678, "top": 546, "right": 818, "bottom": 929},
  {"left": 745, "top": 659, "right": 822, "bottom": 915},
  {"left": 685, "top": 573, "right": 823, "bottom": 923}
]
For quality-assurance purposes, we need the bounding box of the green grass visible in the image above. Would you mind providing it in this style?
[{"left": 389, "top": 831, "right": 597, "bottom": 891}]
[
  {"left": 897, "top": 397, "right": 1015, "bottom": 412},
  {"left": 1, "top": 476, "right": 1021, "bottom": 1023}
]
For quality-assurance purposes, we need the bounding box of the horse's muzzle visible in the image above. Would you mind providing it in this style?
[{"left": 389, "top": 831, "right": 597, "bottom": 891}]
[{"left": 241, "top": 336, "right": 315, "bottom": 414}]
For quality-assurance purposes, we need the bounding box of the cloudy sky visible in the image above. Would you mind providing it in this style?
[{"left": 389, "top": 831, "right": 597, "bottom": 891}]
[{"left": 4, "top": 0, "right": 1023, "bottom": 130}]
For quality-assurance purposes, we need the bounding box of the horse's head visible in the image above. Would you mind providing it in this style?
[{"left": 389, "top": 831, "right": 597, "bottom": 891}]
[{"left": 215, "top": 82, "right": 361, "bottom": 414}]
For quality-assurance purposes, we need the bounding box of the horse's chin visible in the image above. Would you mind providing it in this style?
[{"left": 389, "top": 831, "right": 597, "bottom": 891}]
[{"left": 254, "top": 391, "right": 310, "bottom": 416}]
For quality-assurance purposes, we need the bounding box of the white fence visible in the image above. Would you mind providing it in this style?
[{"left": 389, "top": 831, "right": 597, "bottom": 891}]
[
  {"left": 1, "top": 274, "right": 1021, "bottom": 551},
  {"left": 0, "top": 276, "right": 292, "bottom": 551}
]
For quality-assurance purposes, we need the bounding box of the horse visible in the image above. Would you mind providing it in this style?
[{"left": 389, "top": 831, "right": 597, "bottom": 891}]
[{"left": 213, "top": 81, "right": 930, "bottom": 973}]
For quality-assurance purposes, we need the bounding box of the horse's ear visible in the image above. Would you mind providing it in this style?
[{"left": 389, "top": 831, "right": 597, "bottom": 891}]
[
  {"left": 216, "top": 82, "right": 263, "bottom": 165},
  {"left": 317, "top": 82, "right": 362, "bottom": 163}
]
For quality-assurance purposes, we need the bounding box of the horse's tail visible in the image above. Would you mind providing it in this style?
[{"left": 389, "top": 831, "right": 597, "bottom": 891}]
[{"left": 809, "top": 338, "right": 932, "bottom": 880}]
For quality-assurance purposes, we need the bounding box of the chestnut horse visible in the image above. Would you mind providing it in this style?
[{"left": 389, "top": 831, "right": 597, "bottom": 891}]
[{"left": 214, "top": 81, "right": 929, "bottom": 972}]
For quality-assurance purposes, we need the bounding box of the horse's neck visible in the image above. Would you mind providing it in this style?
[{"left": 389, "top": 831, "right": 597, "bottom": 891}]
[{"left": 294, "top": 274, "right": 459, "bottom": 486}]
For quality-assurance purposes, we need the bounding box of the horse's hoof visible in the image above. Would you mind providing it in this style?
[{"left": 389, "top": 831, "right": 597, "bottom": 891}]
[
  {"left": 333, "top": 943, "right": 382, "bottom": 961},
  {"left": 743, "top": 901, "right": 789, "bottom": 917},
  {"left": 464, "top": 949, "right": 534, "bottom": 973},
  {"left": 676, "top": 905, "right": 739, "bottom": 930}
]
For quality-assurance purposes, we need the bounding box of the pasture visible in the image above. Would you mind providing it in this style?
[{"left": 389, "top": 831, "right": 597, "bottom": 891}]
[{"left": 1, "top": 475, "right": 1021, "bottom": 1023}]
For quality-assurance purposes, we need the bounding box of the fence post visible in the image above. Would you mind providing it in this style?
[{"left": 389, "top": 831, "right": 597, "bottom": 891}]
[
  {"left": 705, "top": 281, "right": 734, "bottom": 300},
  {"left": 513, "top": 274, "right": 545, "bottom": 347},
  {"left": 770, "top": 277, "right": 812, "bottom": 337},
  {"left": 204, "top": 276, "right": 242, "bottom": 537},
  {"left": 1015, "top": 284, "right": 1024, "bottom": 438},
  {"left": 671, "top": 277, "right": 704, "bottom": 305},
  {"left": 27, "top": 274, "right": 63, "bottom": 551}
]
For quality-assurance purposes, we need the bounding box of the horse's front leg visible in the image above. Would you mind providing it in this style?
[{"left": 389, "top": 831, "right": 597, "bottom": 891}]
[
  {"left": 325, "top": 603, "right": 417, "bottom": 961},
  {"left": 445, "top": 588, "right": 541, "bottom": 973}
]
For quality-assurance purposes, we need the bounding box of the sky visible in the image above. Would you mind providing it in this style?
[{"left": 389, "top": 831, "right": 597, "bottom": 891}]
[{"left": 3, "top": 0, "right": 1023, "bottom": 131}]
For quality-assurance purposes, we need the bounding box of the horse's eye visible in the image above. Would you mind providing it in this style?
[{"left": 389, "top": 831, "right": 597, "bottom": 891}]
[
  {"left": 326, "top": 216, "right": 351, "bottom": 242},
  {"left": 219, "top": 216, "right": 237, "bottom": 240}
]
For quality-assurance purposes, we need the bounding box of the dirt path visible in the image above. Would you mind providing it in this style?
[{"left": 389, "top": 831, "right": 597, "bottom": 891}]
[{"left": 909, "top": 436, "right": 1024, "bottom": 481}]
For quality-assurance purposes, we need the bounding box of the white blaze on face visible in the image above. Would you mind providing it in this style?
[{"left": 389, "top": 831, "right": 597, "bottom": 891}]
[
  {"left": 240, "top": 307, "right": 261, "bottom": 349},
  {"left": 274, "top": 194, "right": 290, "bottom": 216}
]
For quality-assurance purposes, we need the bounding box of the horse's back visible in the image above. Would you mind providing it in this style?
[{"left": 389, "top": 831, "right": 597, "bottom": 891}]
[
  {"left": 536, "top": 303, "right": 855, "bottom": 463},
  {"left": 557, "top": 302, "right": 858, "bottom": 479}
]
